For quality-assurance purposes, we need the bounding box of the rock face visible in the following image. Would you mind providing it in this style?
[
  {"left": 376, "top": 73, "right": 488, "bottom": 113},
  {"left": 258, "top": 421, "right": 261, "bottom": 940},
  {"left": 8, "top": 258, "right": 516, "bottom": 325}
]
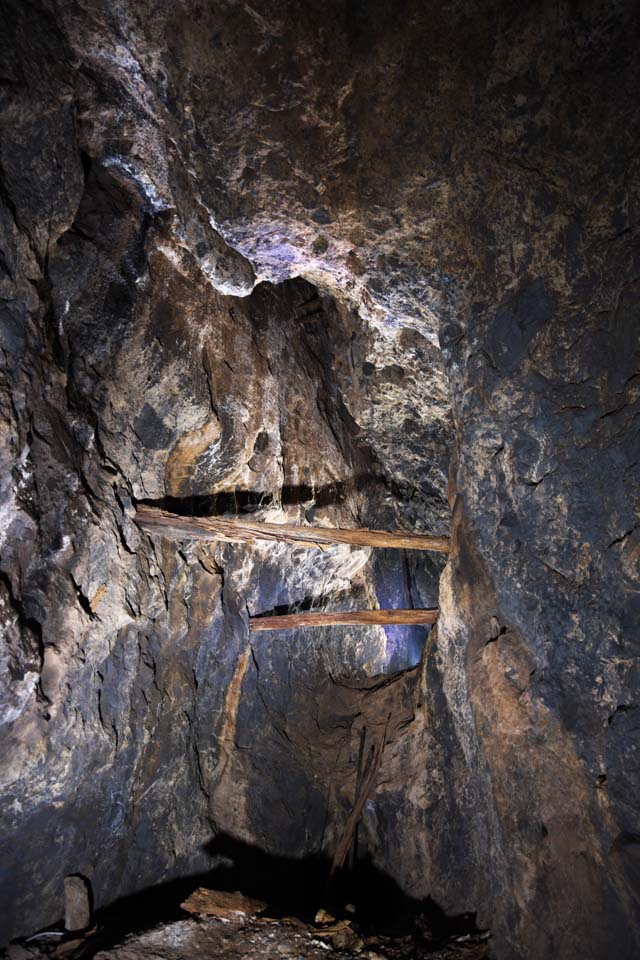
[{"left": 0, "top": 2, "right": 639, "bottom": 959}]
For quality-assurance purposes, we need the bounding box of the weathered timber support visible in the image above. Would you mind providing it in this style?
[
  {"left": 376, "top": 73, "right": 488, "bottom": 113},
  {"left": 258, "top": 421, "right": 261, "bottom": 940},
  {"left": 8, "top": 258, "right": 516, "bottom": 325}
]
[
  {"left": 249, "top": 609, "right": 439, "bottom": 631},
  {"left": 331, "top": 724, "right": 388, "bottom": 876},
  {"left": 135, "top": 506, "right": 450, "bottom": 553}
]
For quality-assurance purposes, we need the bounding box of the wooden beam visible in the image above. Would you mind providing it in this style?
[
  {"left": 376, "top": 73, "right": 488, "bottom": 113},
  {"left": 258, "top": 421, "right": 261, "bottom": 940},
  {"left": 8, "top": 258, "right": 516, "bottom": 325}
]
[
  {"left": 249, "top": 608, "right": 439, "bottom": 631},
  {"left": 135, "top": 506, "right": 450, "bottom": 553}
]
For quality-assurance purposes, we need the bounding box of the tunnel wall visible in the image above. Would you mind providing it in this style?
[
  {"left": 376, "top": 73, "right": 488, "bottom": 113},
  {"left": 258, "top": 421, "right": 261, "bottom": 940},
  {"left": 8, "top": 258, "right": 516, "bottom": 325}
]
[{"left": 1, "top": 3, "right": 639, "bottom": 958}]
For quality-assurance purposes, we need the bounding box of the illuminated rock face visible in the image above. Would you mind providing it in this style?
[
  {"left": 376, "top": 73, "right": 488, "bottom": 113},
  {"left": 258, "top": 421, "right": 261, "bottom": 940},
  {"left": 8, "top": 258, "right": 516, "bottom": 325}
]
[{"left": 1, "top": 2, "right": 639, "bottom": 958}]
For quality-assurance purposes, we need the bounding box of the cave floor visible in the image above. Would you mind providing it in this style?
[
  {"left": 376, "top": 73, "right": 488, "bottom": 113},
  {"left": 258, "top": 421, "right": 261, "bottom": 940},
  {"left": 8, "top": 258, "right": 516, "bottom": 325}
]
[
  {"left": 87, "top": 915, "right": 491, "bottom": 960},
  {"left": 12, "top": 911, "right": 491, "bottom": 960}
]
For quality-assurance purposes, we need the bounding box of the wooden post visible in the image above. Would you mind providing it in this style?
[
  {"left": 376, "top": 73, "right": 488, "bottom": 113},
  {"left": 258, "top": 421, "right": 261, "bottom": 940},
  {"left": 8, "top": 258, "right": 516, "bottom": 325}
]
[
  {"left": 135, "top": 506, "right": 450, "bottom": 553},
  {"left": 249, "top": 608, "right": 439, "bottom": 631},
  {"left": 331, "top": 718, "right": 390, "bottom": 876},
  {"left": 349, "top": 726, "right": 367, "bottom": 872}
]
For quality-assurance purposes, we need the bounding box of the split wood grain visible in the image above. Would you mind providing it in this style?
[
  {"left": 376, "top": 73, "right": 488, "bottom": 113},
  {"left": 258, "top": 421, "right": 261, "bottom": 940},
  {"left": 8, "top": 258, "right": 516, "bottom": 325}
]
[
  {"left": 135, "top": 506, "right": 450, "bottom": 553},
  {"left": 249, "top": 609, "right": 439, "bottom": 631}
]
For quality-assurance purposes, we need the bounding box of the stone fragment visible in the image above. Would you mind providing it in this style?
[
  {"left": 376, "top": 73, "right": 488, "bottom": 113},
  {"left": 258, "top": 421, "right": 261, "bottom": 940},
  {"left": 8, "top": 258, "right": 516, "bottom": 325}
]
[
  {"left": 314, "top": 919, "right": 363, "bottom": 951},
  {"left": 53, "top": 933, "right": 97, "bottom": 958},
  {"left": 180, "top": 888, "right": 266, "bottom": 918},
  {"left": 314, "top": 908, "right": 335, "bottom": 924},
  {"left": 63, "top": 876, "right": 91, "bottom": 932}
]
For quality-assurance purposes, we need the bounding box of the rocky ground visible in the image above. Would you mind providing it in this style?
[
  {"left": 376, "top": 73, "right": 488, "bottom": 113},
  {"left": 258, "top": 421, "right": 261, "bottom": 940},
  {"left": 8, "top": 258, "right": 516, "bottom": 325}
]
[
  {"left": 4, "top": 887, "right": 491, "bottom": 960},
  {"left": 83, "top": 916, "right": 490, "bottom": 960}
]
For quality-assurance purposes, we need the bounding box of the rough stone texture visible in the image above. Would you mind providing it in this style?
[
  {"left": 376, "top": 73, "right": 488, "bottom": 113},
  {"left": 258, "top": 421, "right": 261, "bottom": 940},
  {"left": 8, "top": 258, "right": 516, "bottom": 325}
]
[
  {"left": 83, "top": 914, "right": 489, "bottom": 960},
  {"left": 63, "top": 876, "right": 91, "bottom": 932},
  {"left": 1, "top": 2, "right": 639, "bottom": 959}
]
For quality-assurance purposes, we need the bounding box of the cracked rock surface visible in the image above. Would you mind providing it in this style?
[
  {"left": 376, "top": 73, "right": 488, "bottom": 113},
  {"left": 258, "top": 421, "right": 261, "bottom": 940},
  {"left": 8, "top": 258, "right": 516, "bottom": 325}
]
[{"left": 1, "top": 2, "right": 639, "bottom": 959}]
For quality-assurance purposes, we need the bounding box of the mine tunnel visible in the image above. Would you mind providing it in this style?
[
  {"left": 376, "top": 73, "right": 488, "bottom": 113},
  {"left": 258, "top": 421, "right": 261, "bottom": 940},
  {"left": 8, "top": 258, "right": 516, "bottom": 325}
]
[{"left": 1, "top": 3, "right": 640, "bottom": 960}]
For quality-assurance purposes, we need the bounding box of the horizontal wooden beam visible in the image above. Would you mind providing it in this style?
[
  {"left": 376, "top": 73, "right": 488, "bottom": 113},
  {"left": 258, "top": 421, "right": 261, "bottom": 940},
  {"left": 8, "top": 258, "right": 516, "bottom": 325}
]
[
  {"left": 249, "top": 609, "right": 439, "bottom": 631},
  {"left": 135, "top": 506, "right": 450, "bottom": 553}
]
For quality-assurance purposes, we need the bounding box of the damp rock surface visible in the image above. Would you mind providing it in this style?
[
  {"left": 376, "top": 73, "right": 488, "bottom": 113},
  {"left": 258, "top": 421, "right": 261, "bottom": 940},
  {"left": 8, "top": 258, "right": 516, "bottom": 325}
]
[{"left": 1, "top": 2, "right": 639, "bottom": 960}]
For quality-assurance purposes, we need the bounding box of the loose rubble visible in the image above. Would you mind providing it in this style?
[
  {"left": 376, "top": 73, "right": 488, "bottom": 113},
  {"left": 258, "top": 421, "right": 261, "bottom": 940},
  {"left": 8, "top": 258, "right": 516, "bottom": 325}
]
[{"left": 5, "top": 888, "right": 491, "bottom": 960}]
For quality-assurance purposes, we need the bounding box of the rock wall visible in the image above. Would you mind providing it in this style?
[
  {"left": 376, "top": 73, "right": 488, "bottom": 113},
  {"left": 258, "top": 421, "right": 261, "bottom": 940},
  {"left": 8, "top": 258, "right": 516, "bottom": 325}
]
[{"left": 1, "top": 2, "right": 639, "bottom": 958}]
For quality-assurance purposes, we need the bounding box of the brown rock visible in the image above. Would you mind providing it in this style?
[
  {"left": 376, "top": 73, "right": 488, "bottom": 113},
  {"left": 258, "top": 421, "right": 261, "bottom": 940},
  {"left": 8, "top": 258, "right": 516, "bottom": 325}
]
[
  {"left": 63, "top": 876, "right": 91, "bottom": 932},
  {"left": 180, "top": 888, "right": 267, "bottom": 919}
]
